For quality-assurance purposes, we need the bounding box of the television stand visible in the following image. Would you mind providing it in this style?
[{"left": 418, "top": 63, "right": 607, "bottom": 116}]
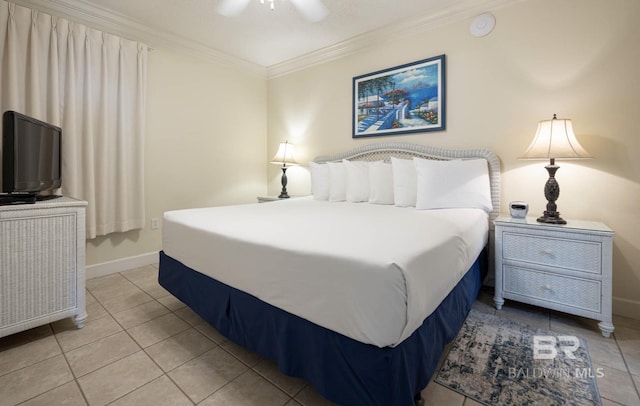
[
  {"left": 0, "top": 194, "right": 37, "bottom": 205},
  {"left": 0, "top": 197, "right": 88, "bottom": 338},
  {"left": 36, "top": 194, "right": 62, "bottom": 202}
]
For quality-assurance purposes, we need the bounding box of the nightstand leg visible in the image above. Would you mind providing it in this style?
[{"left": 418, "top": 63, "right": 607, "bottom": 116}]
[
  {"left": 598, "top": 321, "right": 614, "bottom": 338},
  {"left": 493, "top": 296, "right": 504, "bottom": 310}
]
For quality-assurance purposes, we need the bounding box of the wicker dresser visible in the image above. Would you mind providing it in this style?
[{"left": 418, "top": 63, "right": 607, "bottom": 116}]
[
  {"left": 493, "top": 215, "right": 615, "bottom": 337},
  {"left": 0, "top": 197, "right": 87, "bottom": 338}
]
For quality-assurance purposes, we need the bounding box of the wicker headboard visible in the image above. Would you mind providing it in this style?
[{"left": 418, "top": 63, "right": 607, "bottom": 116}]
[{"left": 313, "top": 142, "right": 501, "bottom": 223}]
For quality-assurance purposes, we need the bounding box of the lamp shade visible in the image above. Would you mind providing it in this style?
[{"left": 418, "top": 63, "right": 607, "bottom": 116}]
[
  {"left": 271, "top": 141, "right": 299, "bottom": 166},
  {"left": 519, "top": 114, "right": 592, "bottom": 160}
]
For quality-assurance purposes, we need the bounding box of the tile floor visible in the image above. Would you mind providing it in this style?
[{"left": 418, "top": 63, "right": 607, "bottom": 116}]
[{"left": 1, "top": 264, "right": 639, "bottom": 406}]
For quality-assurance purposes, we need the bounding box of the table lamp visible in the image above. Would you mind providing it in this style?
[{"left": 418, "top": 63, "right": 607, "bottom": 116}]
[
  {"left": 270, "top": 141, "right": 298, "bottom": 198},
  {"left": 519, "top": 114, "right": 592, "bottom": 224}
]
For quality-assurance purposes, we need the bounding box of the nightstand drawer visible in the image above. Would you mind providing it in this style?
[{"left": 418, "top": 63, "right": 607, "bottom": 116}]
[
  {"left": 503, "top": 232, "right": 602, "bottom": 274},
  {"left": 503, "top": 265, "right": 601, "bottom": 312}
]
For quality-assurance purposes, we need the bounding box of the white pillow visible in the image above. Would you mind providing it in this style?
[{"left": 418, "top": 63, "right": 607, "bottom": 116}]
[
  {"left": 344, "top": 160, "right": 371, "bottom": 202},
  {"left": 391, "top": 157, "right": 417, "bottom": 207},
  {"left": 327, "top": 161, "right": 346, "bottom": 202},
  {"left": 413, "top": 157, "right": 493, "bottom": 212},
  {"left": 309, "top": 162, "right": 329, "bottom": 200},
  {"left": 368, "top": 162, "right": 394, "bottom": 205}
]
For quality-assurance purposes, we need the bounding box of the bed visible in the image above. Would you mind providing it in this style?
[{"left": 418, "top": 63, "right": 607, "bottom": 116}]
[{"left": 158, "top": 142, "right": 500, "bottom": 405}]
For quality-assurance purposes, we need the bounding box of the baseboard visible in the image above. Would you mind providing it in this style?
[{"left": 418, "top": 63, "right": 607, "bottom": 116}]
[
  {"left": 86, "top": 251, "right": 159, "bottom": 280},
  {"left": 613, "top": 296, "right": 640, "bottom": 320}
]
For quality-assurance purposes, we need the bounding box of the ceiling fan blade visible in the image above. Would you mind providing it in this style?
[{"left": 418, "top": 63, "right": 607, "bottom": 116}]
[
  {"left": 217, "top": 0, "right": 251, "bottom": 17},
  {"left": 290, "top": 0, "right": 329, "bottom": 22}
]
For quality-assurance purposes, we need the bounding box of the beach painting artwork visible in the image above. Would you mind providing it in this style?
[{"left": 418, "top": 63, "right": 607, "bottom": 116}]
[{"left": 352, "top": 54, "right": 445, "bottom": 138}]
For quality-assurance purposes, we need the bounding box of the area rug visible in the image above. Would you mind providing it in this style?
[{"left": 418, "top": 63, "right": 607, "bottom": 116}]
[{"left": 435, "top": 309, "right": 602, "bottom": 406}]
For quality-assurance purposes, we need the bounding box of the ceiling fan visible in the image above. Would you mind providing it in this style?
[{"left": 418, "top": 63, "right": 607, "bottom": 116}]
[{"left": 217, "top": 0, "right": 329, "bottom": 22}]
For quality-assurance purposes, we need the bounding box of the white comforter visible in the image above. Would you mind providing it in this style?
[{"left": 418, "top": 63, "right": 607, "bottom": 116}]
[{"left": 163, "top": 197, "right": 488, "bottom": 348}]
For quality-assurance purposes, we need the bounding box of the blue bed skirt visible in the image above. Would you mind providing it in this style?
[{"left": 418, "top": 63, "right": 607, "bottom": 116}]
[{"left": 158, "top": 250, "right": 486, "bottom": 406}]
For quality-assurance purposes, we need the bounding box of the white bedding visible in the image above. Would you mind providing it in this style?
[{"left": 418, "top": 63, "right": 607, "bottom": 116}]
[{"left": 162, "top": 197, "right": 488, "bottom": 348}]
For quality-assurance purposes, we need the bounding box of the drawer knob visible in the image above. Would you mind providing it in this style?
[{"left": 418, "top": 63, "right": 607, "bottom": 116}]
[{"left": 540, "top": 285, "right": 553, "bottom": 292}]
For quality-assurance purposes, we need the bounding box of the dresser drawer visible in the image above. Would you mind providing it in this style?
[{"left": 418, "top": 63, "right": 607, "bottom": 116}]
[
  {"left": 503, "top": 265, "right": 601, "bottom": 313},
  {"left": 503, "top": 232, "right": 602, "bottom": 274}
]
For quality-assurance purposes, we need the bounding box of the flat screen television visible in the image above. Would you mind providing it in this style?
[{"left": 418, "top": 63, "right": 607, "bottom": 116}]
[{"left": 1, "top": 111, "right": 61, "bottom": 202}]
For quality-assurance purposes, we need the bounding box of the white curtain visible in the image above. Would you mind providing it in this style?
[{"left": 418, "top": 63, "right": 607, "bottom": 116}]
[{"left": 0, "top": 1, "right": 147, "bottom": 239}]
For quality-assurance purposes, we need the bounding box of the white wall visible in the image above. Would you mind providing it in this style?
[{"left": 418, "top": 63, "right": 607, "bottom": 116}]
[
  {"left": 267, "top": 0, "right": 640, "bottom": 317},
  {"left": 86, "top": 48, "right": 267, "bottom": 266}
]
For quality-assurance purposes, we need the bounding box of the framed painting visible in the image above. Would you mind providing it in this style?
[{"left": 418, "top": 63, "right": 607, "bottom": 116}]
[{"left": 352, "top": 54, "right": 445, "bottom": 138}]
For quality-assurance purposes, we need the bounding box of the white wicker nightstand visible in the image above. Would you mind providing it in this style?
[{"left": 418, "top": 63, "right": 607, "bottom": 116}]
[
  {"left": 257, "top": 195, "right": 285, "bottom": 203},
  {"left": 493, "top": 215, "right": 615, "bottom": 337},
  {"left": 257, "top": 195, "right": 303, "bottom": 203}
]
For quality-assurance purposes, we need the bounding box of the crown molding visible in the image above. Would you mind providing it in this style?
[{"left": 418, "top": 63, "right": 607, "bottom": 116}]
[
  {"left": 266, "top": 0, "right": 523, "bottom": 79},
  {"left": 11, "top": 0, "right": 267, "bottom": 78},
  {"left": 13, "top": 0, "right": 521, "bottom": 80}
]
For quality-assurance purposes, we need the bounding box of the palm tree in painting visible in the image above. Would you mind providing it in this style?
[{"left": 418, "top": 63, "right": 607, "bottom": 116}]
[
  {"left": 357, "top": 80, "right": 372, "bottom": 113},
  {"left": 357, "top": 74, "right": 396, "bottom": 128},
  {"left": 371, "top": 76, "right": 394, "bottom": 119}
]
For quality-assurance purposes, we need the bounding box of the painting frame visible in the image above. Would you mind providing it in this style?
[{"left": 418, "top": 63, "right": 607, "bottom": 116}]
[{"left": 352, "top": 54, "right": 446, "bottom": 138}]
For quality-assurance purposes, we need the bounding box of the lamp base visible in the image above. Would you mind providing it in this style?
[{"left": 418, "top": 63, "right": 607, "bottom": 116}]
[
  {"left": 537, "top": 158, "right": 567, "bottom": 225},
  {"left": 278, "top": 166, "right": 290, "bottom": 199},
  {"left": 537, "top": 211, "right": 566, "bottom": 224}
]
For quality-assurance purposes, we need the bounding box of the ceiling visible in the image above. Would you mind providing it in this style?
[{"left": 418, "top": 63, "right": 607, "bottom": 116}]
[{"left": 15, "top": 0, "right": 518, "bottom": 76}]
